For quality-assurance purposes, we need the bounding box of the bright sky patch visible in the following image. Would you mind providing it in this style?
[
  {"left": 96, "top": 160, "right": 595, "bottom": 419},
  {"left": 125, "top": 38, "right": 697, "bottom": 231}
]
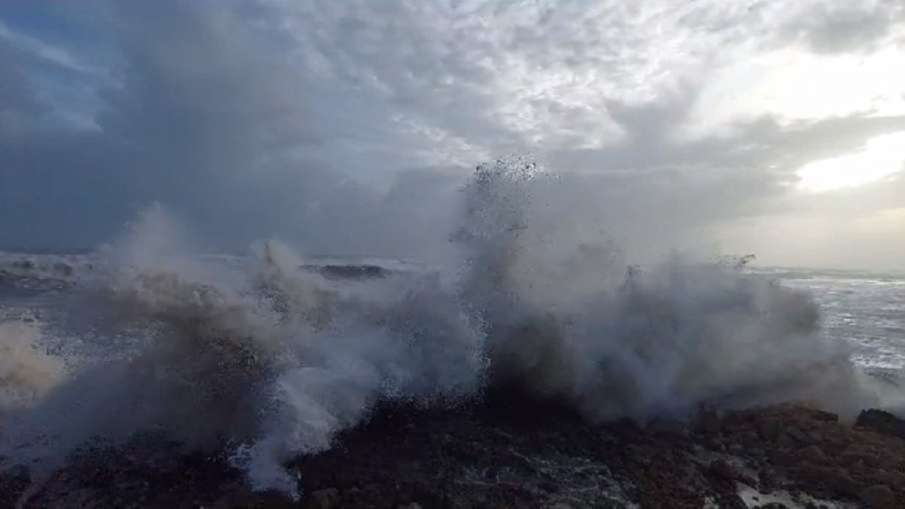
[{"left": 797, "top": 131, "right": 905, "bottom": 192}]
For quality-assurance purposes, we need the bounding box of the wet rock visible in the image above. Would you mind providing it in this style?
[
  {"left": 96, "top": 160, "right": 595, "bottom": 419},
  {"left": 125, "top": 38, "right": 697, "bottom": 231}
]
[
  {"left": 772, "top": 449, "right": 799, "bottom": 468},
  {"left": 867, "top": 469, "right": 905, "bottom": 488},
  {"left": 647, "top": 419, "right": 690, "bottom": 439},
  {"left": 8, "top": 402, "right": 905, "bottom": 508},
  {"left": 709, "top": 459, "right": 740, "bottom": 482},
  {"left": 798, "top": 445, "right": 827, "bottom": 465},
  {"left": 811, "top": 410, "right": 839, "bottom": 423},
  {"left": 839, "top": 447, "right": 875, "bottom": 468},
  {"left": 758, "top": 419, "right": 782, "bottom": 442},
  {"left": 785, "top": 426, "right": 811, "bottom": 445},
  {"left": 859, "top": 484, "right": 896, "bottom": 509},
  {"left": 698, "top": 409, "right": 722, "bottom": 435},
  {"left": 0, "top": 465, "right": 30, "bottom": 508},
  {"left": 307, "top": 488, "right": 339, "bottom": 509},
  {"left": 795, "top": 464, "right": 859, "bottom": 498},
  {"left": 856, "top": 409, "right": 905, "bottom": 441},
  {"left": 757, "top": 468, "right": 777, "bottom": 492},
  {"left": 739, "top": 431, "right": 762, "bottom": 448}
]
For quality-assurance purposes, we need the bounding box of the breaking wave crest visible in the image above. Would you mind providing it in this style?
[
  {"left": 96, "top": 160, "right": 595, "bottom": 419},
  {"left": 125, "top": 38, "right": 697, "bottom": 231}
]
[
  {"left": 0, "top": 160, "right": 878, "bottom": 497},
  {"left": 0, "top": 320, "right": 67, "bottom": 411}
]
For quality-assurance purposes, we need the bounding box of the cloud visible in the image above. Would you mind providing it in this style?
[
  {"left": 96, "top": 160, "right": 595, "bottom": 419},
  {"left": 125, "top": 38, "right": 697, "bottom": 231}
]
[
  {"left": 0, "top": 0, "right": 903, "bottom": 269},
  {"left": 778, "top": 0, "right": 905, "bottom": 55},
  {"left": 0, "top": 19, "right": 102, "bottom": 76},
  {"left": 0, "top": 38, "right": 46, "bottom": 136}
]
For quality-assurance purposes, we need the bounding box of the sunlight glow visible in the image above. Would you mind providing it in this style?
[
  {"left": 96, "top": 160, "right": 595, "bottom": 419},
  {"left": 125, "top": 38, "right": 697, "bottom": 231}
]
[
  {"left": 796, "top": 131, "right": 905, "bottom": 193},
  {"left": 686, "top": 47, "right": 905, "bottom": 138}
]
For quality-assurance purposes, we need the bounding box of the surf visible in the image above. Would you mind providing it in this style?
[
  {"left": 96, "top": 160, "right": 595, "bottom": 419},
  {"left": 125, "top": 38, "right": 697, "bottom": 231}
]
[{"left": 0, "top": 158, "right": 884, "bottom": 499}]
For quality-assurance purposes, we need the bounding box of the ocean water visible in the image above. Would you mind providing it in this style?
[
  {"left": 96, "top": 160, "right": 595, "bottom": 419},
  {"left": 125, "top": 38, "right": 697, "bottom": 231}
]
[
  {"left": 763, "top": 267, "right": 905, "bottom": 373},
  {"left": 0, "top": 162, "right": 900, "bottom": 497},
  {"left": 3, "top": 253, "right": 901, "bottom": 378},
  {"left": 2, "top": 251, "right": 900, "bottom": 492}
]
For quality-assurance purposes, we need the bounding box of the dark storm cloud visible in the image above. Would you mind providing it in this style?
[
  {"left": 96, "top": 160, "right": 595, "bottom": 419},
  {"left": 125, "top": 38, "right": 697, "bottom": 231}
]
[
  {"left": 0, "top": 1, "right": 903, "bottom": 267},
  {"left": 542, "top": 105, "right": 905, "bottom": 260},
  {"left": 0, "top": 38, "right": 45, "bottom": 134},
  {"left": 0, "top": 1, "right": 452, "bottom": 254}
]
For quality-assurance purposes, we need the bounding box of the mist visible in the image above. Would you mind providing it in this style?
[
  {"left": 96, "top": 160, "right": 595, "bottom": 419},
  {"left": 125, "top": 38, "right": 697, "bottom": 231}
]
[{"left": 1, "top": 159, "right": 886, "bottom": 498}]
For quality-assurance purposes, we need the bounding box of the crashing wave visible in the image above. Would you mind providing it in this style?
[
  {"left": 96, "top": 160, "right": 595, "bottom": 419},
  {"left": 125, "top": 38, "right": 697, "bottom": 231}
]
[
  {"left": 0, "top": 159, "right": 879, "bottom": 498},
  {"left": 0, "top": 319, "right": 68, "bottom": 411}
]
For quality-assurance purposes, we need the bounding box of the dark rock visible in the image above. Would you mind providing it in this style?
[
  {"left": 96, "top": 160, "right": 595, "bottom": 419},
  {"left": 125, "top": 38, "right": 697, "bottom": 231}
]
[
  {"left": 772, "top": 449, "right": 800, "bottom": 468},
  {"left": 698, "top": 409, "right": 722, "bottom": 435},
  {"left": 793, "top": 463, "right": 859, "bottom": 498},
  {"left": 798, "top": 445, "right": 827, "bottom": 465},
  {"left": 856, "top": 409, "right": 905, "bottom": 441},
  {"left": 709, "top": 459, "right": 740, "bottom": 481},
  {"left": 839, "top": 447, "right": 875, "bottom": 468},
  {"left": 647, "top": 419, "right": 690, "bottom": 439},
  {"left": 307, "top": 487, "right": 339, "bottom": 509},
  {"left": 8, "top": 402, "right": 905, "bottom": 508},
  {"left": 758, "top": 419, "right": 782, "bottom": 442},
  {"left": 749, "top": 448, "right": 767, "bottom": 462},
  {"left": 758, "top": 468, "right": 777, "bottom": 492},
  {"left": 859, "top": 484, "right": 896, "bottom": 509},
  {"left": 740, "top": 431, "right": 762, "bottom": 448},
  {"left": 811, "top": 410, "right": 839, "bottom": 423},
  {"left": 0, "top": 465, "right": 29, "bottom": 508},
  {"left": 867, "top": 469, "right": 905, "bottom": 488},
  {"left": 785, "top": 426, "right": 811, "bottom": 445}
]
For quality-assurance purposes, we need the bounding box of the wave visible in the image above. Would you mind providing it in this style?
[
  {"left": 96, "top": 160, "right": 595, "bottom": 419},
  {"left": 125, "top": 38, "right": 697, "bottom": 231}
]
[
  {"left": 756, "top": 266, "right": 905, "bottom": 284},
  {"left": 0, "top": 319, "right": 68, "bottom": 411},
  {"left": 0, "top": 253, "right": 100, "bottom": 293},
  {"left": 0, "top": 160, "right": 883, "bottom": 498}
]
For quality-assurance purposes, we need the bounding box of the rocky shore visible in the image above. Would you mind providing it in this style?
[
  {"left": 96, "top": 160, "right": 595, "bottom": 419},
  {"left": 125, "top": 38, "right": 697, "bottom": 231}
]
[{"left": 2, "top": 398, "right": 904, "bottom": 508}]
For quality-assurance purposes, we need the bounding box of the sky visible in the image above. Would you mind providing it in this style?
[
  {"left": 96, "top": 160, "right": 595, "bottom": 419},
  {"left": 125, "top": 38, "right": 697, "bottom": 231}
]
[{"left": 1, "top": 0, "right": 904, "bottom": 270}]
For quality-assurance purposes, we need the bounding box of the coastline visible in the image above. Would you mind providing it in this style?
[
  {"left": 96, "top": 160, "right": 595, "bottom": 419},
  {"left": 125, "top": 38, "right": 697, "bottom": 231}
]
[{"left": 2, "top": 400, "right": 903, "bottom": 508}]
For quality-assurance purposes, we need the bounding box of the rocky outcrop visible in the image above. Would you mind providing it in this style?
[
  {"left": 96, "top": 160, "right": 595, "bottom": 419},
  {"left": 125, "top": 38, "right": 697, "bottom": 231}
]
[
  {"left": 2, "top": 402, "right": 904, "bottom": 508},
  {"left": 857, "top": 408, "right": 905, "bottom": 441}
]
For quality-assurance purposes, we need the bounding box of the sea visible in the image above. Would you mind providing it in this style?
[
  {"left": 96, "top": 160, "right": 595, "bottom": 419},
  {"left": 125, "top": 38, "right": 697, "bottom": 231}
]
[
  {"left": 4, "top": 251, "right": 902, "bottom": 378},
  {"left": 0, "top": 240, "right": 903, "bottom": 496},
  {"left": 760, "top": 266, "right": 905, "bottom": 373}
]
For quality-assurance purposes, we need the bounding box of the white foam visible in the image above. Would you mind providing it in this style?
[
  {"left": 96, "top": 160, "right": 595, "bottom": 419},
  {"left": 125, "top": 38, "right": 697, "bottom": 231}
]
[
  {"left": 0, "top": 159, "right": 881, "bottom": 497},
  {"left": 737, "top": 483, "right": 855, "bottom": 509},
  {"left": 0, "top": 319, "right": 67, "bottom": 411}
]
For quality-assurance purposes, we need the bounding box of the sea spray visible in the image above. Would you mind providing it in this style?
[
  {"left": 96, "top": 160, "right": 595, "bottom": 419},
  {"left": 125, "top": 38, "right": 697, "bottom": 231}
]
[
  {"left": 0, "top": 320, "right": 67, "bottom": 411},
  {"left": 1, "top": 206, "right": 486, "bottom": 498},
  {"left": 455, "top": 158, "right": 872, "bottom": 420},
  {"left": 0, "top": 158, "right": 879, "bottom": 498}
]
